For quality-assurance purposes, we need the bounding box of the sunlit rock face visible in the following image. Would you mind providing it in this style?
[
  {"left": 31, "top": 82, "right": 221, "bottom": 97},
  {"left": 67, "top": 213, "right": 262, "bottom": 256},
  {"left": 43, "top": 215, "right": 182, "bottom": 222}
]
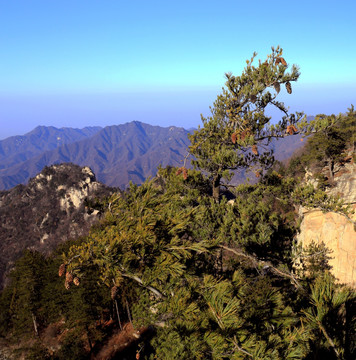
[
  {"left": 328, "top": 162, "right": 356, "bottom": 204},
  {"left": 298, "top": 208, "right": 356, "bottom": 286},
  {"left": 298, "top": 161, "right": 356, "bottom": 286}
]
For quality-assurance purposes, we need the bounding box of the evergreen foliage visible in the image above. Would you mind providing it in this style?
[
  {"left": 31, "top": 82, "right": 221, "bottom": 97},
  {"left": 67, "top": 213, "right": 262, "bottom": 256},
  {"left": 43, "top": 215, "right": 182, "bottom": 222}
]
[
  {"left": 188, "top": 46, "right": 312, "bottom": 201},
  {"left": 287, "top": 106, "right": 356, "bottom": 184},
  {"left": 0, "top": 47, "right": 355, "bottom": 359}
]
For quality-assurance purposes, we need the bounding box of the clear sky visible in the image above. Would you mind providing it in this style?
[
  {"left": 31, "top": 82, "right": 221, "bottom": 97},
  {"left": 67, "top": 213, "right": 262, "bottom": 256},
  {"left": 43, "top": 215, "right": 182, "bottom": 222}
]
[{"left": 1, "top": 0, "right": 355, "bottom": 139}]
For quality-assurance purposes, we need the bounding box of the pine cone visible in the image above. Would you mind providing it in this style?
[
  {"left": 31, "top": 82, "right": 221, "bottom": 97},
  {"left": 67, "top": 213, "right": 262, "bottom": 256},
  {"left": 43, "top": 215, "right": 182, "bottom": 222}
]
[
  {"left": 285, "top": 81, "right": 292, "bottom": 94},
  {"left": 64, "top": 280, "right": 70, "bottom": 290},
  {"left": 58, "top": 264, "right": 66, "bottom": 277},
  {"left": 280, "top": 57, "right": 287, "bottom": 66},
  {"left": 231, "top": 133, "right": 237, "bottom": 144},
  {"left": 252, "top": 145, "right": 258, "bottom": 155},
  {"left": 286, "top": 125, "right": 298, "bottom": 135},
  {"left": 275, "top": 58, "right": 281, "bottom": 65},
  {"left": 273, "top": 82, "right": 280, "bottom": 94},
  {"left": 73, "top": 277, "right": 80, "bottom": 286},
  {"left": 111, "top": 285, "right": 119, "bottom": 300},
  {"left": 65, "top": 272, "right": 74, "bottom": 283},
  {"left": 176, "top": 168, "right": 183, "bottom": 176},
  {"left": 182, "top": 167, "right": 188, "bottom": 180}
]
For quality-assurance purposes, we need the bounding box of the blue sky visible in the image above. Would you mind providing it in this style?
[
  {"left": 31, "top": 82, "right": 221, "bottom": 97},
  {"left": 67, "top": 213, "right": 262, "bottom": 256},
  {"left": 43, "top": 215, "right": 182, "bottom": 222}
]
[{"left": 1, "top": 0, "right": 355, "bottom": 139}]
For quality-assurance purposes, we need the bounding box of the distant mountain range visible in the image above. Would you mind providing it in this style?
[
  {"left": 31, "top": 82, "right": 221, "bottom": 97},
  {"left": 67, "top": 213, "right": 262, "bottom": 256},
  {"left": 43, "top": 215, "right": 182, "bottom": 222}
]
[{"left": 0, "top": 122, "right": 305, "bottom": 190}]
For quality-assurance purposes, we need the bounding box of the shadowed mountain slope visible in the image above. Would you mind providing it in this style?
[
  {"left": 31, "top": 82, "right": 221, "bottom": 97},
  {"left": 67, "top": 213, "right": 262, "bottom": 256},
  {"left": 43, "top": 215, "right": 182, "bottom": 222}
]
[
  {"left": 0, "top": 125, "right": 102, "bottom": 169},
  {"left": 0, "top": 122, "right": 306, "bottom": 190},
  {"left": 0, "top": 122, "right": 191, "bottom": 190}
]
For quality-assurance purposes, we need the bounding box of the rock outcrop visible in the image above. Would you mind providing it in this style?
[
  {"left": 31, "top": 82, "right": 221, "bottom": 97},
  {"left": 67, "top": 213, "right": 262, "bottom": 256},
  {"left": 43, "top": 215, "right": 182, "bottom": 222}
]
[
  {"left": 298, "top": 160, "right": 356, "bottom": 286},
  {"left": 0, "top": 163, "right": 114, "bottom": 289},
  {"left": 298, "top": 208, "right": 355, "bottom": 286}
]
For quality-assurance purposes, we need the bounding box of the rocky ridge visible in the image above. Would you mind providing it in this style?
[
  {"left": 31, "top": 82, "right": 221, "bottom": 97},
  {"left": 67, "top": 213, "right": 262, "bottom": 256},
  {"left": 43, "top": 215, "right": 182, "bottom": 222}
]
[{"left": 0, "top": 163, "right": 114, "bottom": 289}]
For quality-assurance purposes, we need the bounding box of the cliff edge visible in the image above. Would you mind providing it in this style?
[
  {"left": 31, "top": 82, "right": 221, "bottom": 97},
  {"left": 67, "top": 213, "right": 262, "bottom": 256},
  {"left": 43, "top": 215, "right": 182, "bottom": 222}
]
[{"left": 297, "top": 160, "right": 356, "bottom": 286}]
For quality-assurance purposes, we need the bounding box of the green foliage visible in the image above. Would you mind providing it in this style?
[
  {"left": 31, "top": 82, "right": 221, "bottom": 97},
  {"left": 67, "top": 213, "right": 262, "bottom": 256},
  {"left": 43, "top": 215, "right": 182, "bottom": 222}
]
[
  {"left": 301, "top": 273, "right": 356, "bottom": 359},
  {"left": 59, "top": 170, "right": 341, "bottom": 359},
  {"left": 294, "top": 241, "right": 333, "bottom": 281},
  {"left": 4, "top": 250, "right": 47, "bottom": 337},
  {"left": 288, "top": 106, "right": 356, "bottom": 183},
  {"left": 189, "top": 46, "right": 306, "bottom": 200},
  {"left": 54, "top": 329, "right": 88, "bottom": 360},
  {"left": 25, "top": 342, "right": 51, "bottom": 360},
  {"left": 292, "top": 184, "right": 351, "bottom": 216},
  {"left": 1, "top": 165, "right": 355, "bottom": 358}
]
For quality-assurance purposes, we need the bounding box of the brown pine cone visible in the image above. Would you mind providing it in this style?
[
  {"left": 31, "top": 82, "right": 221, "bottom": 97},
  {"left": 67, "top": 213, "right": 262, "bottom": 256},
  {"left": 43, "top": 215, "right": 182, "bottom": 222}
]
[
  {"left": 286, "top": 125, "right": 298, "bottom": 135},
  {"left": 285, "top": 81, "right": 292, "bottom": 94},
  {"left": 252, "top": 145, "right": 258, "bottom": 155},
  {"left": 250, "top": 94, "right": 257, "bottom": 103},
  {"left": 280, "top": 57, "right": 287, "bottom": 66},
  {"left": 65, "top": 272, "right": 74, "bottom": 283},
  {"left": 111, "top": 285, "right": 119, "bottom": 300},
  {"left": 58, "top": 264, "right": 66, "bottom": 277},
  {"left": 64, "top": 281, "right": 70, "bottom": 290},
  {"left": 73, "top": 277, "right": 80, "bottom": 286},
  {"left": 273, "top": 82, "right": 280, "bottom": 94}
]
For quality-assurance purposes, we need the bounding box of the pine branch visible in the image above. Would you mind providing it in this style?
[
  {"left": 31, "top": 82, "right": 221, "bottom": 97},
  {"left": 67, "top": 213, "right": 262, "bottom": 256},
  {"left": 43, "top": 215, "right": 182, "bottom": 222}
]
[
  {"left": 232, "top": 336, "right": 254, "bottom": 358},
  {"left": 121, "top": 272, "right": 166, "bottom": 299},
  {"left": 318, "top": 320, "right": 341, "bottom": 358},
  {"left": 219, "top": 245, "right": 302, "bottom": 289}
]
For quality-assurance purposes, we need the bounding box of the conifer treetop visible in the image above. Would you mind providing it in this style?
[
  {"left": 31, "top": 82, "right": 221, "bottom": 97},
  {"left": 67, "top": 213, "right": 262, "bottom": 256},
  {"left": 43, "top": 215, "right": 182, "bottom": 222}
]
[{"left": 188, "top": 46, "right": 331, "bottom": 200}]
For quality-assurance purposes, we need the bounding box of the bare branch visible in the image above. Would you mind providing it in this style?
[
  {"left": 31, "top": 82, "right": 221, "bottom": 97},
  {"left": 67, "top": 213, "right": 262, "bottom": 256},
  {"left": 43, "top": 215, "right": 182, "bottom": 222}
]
[
  {"left": 121, "top": 272, "right": 166, "bottom": 299},
  {"left": 219, "top": 245, "right": 302, "bottom": 289}
]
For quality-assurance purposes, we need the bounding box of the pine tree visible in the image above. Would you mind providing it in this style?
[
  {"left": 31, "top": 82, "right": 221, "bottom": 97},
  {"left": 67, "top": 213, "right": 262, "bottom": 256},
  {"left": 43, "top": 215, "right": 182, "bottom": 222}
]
[
  {"left": 189, "top": 46, "right": 306, "bottom": 201},
  {"left": 6, "top": 250, "right": 47, "bottom": 337}
]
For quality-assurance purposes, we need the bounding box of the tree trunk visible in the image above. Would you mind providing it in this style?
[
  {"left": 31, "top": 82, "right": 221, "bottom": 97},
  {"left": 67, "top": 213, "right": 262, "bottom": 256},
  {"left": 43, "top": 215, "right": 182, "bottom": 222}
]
[
  {"left": 126, "top": 299, "right": 133, "bottom": 325},
  {"left": 328, "top": 158, "right": 334, "bottom": 184},
  {"left": 31, "top": 312, "right": 39, "bottom": 337},
  {"left": 115, "top": 299, "right": 123, "bottom": 330},
  {"left": 213, "top": 174, "right": 221, "bottom": 202},
  {"left": 85, "top": 324, "right": 93, "bottom": 352}
]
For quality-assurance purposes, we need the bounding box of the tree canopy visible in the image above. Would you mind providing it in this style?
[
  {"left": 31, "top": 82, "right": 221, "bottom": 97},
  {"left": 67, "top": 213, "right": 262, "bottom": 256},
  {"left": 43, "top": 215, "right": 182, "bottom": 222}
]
[{"left": 188, "top": 46, "right": 339, "bottom": 201}]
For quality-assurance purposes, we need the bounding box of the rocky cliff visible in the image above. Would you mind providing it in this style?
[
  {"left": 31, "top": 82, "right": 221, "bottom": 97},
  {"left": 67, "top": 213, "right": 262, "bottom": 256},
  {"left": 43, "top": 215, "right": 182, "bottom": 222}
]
[
  {"left": 298, "top": 159, "right": 356, "bottom": 286},
  {"left": 0, "top": 163, "right": 114, "bottom": 289}
]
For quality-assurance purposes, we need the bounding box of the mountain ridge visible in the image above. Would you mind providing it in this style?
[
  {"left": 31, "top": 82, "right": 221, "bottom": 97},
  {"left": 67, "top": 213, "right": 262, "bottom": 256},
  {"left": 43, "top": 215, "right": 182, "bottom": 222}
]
[
  {"left": 0, "top": 122, "right": 306, "bottom": 190},
  {"left": 0, "top": 122, "right": 191, "bottom": 190}
]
